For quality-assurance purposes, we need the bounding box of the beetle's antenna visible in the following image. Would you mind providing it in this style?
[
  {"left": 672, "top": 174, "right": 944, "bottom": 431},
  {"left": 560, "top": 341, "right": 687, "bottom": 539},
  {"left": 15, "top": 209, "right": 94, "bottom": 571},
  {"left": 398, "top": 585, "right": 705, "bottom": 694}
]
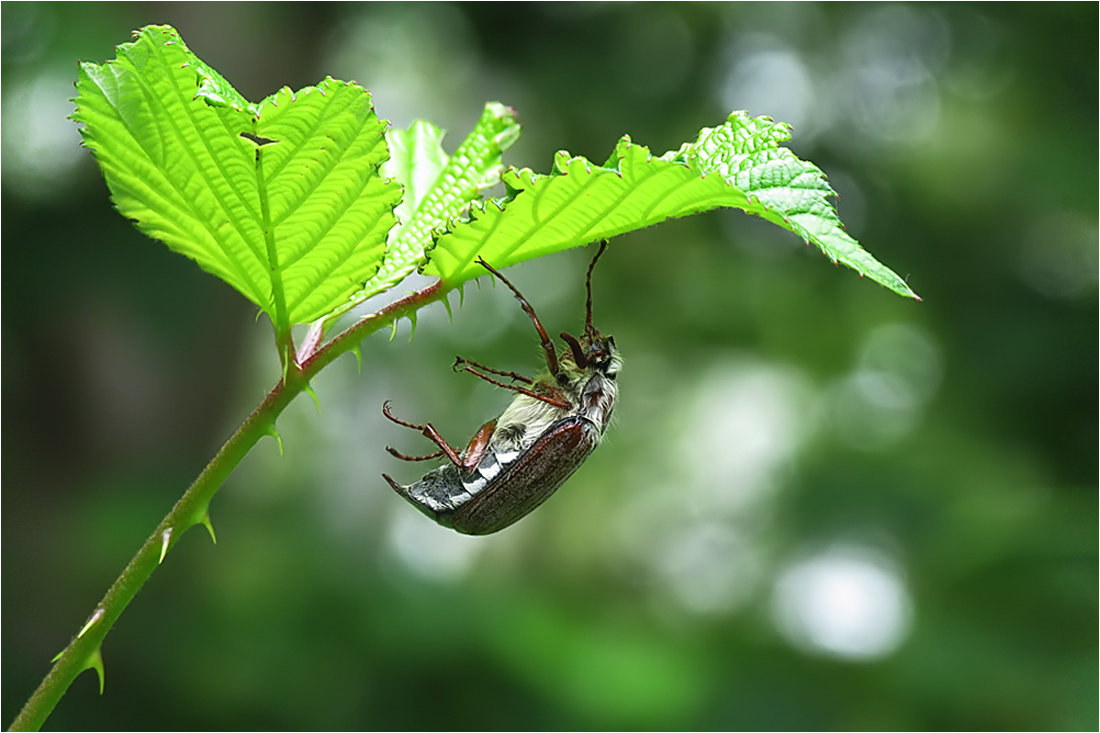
[
  {"left": 585, "top": 240, "right": 608, "bottom": 336},
  {"left": 477, "top": 257, "right": 561, "bottom": 377}
]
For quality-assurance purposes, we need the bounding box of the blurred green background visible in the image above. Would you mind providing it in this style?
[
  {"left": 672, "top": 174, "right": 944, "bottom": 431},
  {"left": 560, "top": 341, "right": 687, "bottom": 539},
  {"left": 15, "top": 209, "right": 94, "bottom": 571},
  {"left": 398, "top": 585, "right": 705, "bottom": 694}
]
[{"left": 3, "top": 2, "right": 1096, "bottom": 730}]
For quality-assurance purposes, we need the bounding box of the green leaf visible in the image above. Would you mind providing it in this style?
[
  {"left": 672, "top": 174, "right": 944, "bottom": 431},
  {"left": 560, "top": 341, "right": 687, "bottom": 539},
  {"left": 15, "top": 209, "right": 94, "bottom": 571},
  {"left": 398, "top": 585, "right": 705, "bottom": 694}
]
[
  {"left": 321, "top": 102, "right": 520, "bottom": 327},
  {"left": 385, "top": 120, "right": 451, "bottom": 238},
  {"left": 678, "top": 112, "right": 919, "bottom": 299},
  {"left": 424, "top": 111, "right": 917, "bottom": 300},
  {"left": 72, "top": 25, "right": 402, "bottom": 334},
  {"left": 381, "top": 102, "right": 519, "bottom": 283}
]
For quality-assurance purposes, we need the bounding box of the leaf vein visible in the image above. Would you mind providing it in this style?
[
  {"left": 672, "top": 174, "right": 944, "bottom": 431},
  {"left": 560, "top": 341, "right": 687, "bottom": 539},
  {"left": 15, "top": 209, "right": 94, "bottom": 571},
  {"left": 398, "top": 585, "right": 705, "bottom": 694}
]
[{"left": 110, "top": 54, "right": 265, "bottom": 305}]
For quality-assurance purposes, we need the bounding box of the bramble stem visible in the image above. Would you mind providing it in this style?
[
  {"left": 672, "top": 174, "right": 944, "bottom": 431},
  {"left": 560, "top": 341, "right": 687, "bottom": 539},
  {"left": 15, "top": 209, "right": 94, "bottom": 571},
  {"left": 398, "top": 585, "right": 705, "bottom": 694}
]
[{"left": 8, "top": 280, "right": 445, "bottom": 732}]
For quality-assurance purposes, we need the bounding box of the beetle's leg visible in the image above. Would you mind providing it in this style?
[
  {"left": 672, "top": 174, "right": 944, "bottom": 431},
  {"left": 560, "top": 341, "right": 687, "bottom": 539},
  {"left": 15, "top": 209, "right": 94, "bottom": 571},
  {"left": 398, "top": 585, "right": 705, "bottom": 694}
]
[
  {"left": 382, "top": 401, "right": 434, "bottom": 431},
  {"left": 457, "top": 363, "right": 573, "bottom": 410},
  {"left": 453, "top": 356, "right": 534, "bottom": 385},
  {"left": 461, "top": 419, "right": 497, "bottom": 471},
  {"left": 385, "top": 447, "right": 445, "bottom": 462},
  {"left": 382, "top": 401, "right": 467, "bottom": 469},
  {"left": 476, "top": 258, "right": 561, "bottom": 377}
]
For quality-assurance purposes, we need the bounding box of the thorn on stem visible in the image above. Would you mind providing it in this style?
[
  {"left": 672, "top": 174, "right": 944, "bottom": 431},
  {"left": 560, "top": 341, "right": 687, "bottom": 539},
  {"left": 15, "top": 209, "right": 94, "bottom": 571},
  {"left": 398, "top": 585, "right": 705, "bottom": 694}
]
[
  {"left": 88, "top": 648, "right": 105, "bottom": 695},
  {"left": 201, "top": 513, "right": 217, "bottom": 545},
  {"left": 158, "top": 528, "right": 172, "bottom": 564},
  {"left": 265, "top": 424, "right": 284, "bottom": 455},
  {"left": 303, "top": 382, "right": 322, "bottom": 414}
]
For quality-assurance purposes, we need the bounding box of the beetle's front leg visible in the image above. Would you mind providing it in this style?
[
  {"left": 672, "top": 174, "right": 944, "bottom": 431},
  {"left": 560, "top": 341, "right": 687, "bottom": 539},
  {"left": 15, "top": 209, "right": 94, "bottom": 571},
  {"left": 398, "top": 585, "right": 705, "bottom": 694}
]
[
  {"left": 453, "top": 356, "right": 534, "bottom": 385},
  {"left": 453, "top": 358, "right": 572, "bottom": 410},
  {"left": 382, "top": 401, "right": 467, "bottom": 469}
]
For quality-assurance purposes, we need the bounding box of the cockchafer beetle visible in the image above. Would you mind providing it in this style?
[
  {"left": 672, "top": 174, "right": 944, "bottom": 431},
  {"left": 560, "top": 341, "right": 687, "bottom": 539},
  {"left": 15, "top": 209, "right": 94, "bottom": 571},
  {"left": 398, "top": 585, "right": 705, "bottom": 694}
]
[{"left": 382, "top": 241, "right": 620, "bottom": 535}]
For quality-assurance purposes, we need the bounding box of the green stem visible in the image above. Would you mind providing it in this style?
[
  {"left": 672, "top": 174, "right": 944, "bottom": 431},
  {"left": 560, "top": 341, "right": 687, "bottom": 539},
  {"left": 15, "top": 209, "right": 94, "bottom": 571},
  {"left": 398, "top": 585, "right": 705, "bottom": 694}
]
[{"left": 8, "top": 279, "right": 446, "bottom": 732}]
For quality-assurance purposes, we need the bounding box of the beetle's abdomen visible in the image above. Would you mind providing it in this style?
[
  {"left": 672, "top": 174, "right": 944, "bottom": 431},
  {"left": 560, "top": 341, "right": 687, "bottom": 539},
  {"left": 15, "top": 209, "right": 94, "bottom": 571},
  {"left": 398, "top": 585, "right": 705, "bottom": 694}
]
[
  {"left": 394, "top": 442, "right": 518, "bottom": 518},
  {"left": 451, "top": 416, "right": 600, "bottom": 535},
  {"left": 387, "top": 416, "right": 600, "bottom": 535}
]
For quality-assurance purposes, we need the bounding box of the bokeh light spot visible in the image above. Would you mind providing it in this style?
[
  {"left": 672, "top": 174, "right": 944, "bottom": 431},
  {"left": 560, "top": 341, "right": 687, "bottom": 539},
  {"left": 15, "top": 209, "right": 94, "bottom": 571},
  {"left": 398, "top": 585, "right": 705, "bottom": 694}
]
[
  {"left": 773, "top": 544, "right": 912, "bottom": 660},
  {"left": 832, "top": 323, "right": 941, "bottom": 449},
  {"left": 386, "top": 506, "right": 484, "bottom": 583},
  {"left": 718, "top": 36, "right": 817, "bottom": 139},
  {"left": 2, "top": 70, "right": 86, "bottom": 200}
]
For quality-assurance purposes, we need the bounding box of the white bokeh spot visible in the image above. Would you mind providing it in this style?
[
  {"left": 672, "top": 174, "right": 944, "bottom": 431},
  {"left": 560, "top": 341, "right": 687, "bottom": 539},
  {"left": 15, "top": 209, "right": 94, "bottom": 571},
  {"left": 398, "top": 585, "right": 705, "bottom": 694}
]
[{"left": 773, "top": 544, "right": 912, "bottom": 661}]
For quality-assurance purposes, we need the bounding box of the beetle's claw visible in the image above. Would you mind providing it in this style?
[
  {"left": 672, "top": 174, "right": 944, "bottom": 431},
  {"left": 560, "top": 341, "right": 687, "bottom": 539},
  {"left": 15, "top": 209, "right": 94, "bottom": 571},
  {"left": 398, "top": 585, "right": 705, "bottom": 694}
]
[
  {"left": 382, "top": 401, "right": 422, "bottom": 430},
  {"left": 382, "top": 473, "right": 404, "bottom": 493}
]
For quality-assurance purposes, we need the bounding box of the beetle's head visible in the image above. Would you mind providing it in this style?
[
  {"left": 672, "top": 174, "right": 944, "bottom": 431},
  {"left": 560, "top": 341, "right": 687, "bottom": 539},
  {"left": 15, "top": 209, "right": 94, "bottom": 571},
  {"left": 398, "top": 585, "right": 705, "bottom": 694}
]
[{"left": 558, "top": 240, "right": 620, "bottom": 379}]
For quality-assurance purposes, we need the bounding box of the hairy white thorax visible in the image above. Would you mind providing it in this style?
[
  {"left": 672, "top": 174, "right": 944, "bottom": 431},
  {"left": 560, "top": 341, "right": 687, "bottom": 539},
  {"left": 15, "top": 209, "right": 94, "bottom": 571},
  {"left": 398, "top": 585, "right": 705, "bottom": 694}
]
[{"left": 490, "top": 345, "right": 620, "bottom": 454}]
